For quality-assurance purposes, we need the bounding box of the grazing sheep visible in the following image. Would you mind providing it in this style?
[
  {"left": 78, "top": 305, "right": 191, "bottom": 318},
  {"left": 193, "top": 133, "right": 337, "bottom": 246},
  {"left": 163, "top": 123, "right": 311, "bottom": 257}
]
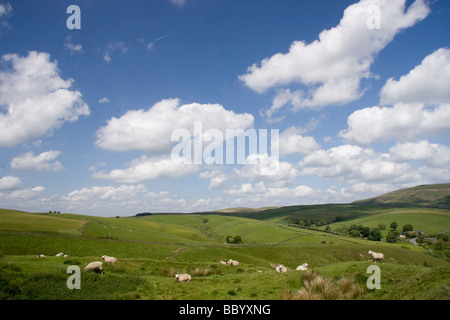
[
  {"left": 64, "top": 254, "right": 68, "bottom": 257},
  {"left": 84, "top": 261, "right": 103, "bottom": 273},
  {"left": 276, "top": 264, "right": 287, "bottom": 273},
  {"left": 227, "top": 259, "right": 240, "bottom": 266},
  {"left": 101, "top": 255, "right": 118, "bottom": 263},
  {"left": 368, "top": 250, "right": 384, "bottom": 262},
  {"left": 219, "top": 260, "right": 227, "bottom": 265},
  {"left": 296, "top": 263, "right": 308, "bottom": 271},
  {"left": 55, "top": 252, "right": 64, "bottom": 257},
  {"left": 37, "top": 254, "right": 45, "bottom": 258},
  {"left": 175, "top": 273, "right": 191, "bottom": 282}
]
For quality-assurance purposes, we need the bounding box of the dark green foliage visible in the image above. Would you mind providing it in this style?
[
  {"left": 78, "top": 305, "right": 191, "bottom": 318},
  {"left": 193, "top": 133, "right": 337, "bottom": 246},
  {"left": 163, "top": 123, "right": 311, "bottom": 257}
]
[
  {"left": 402, "top": 224, "right": 414, "bottom": 232},
  {"left": 386, "top": 231, "right": 398, "bottom": 243},
  {"left": 226, "top": 235, "right": 242, "bottom": 244}
]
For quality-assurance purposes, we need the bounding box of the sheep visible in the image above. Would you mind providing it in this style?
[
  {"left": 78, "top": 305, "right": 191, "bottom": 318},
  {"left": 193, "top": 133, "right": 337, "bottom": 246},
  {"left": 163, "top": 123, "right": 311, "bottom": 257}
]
[
  {"left": 84, "top": 261, "right": 103, "bottom": 273},
  {"left": 64, "top": 254, "right": 68, "bottom": 257},
  {"left": 296, "top": 263, "right": 308, "bottom": 271},
  {"left": 55, "top": 252, "right": 64, "bottom": 257},
  {"left": 226, "top": 259, "right": 240, "bottom": 266},
  {"left": 37, "top": 254, "right": 45, "bottom": 258},
  {"left": 101, "top": 255, "right": 118, "bottom": 263},
  {"left": 368, "top": 250, "right": 384, "bottom": 262},
  {"left": 276, "top": 264, "right": 287, "bottom": 273},
  {"left": 175, "top": 273, "right": 191, "bottom": 282},
  {"left": 219, "top": 260, "right": 227, "bottom": 265}
]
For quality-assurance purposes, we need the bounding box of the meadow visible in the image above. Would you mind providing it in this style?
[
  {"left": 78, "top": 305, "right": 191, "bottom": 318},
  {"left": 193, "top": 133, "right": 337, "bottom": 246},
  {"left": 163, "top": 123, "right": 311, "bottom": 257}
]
[{"left": 0, "top": 203, "right": 449, "bottom": 300}]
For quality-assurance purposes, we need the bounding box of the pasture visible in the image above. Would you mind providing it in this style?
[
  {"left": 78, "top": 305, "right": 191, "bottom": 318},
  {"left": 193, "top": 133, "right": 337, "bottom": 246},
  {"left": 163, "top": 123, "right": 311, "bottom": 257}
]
[{"left": 0, "top": 207, "right": 449, "bottom": 300}]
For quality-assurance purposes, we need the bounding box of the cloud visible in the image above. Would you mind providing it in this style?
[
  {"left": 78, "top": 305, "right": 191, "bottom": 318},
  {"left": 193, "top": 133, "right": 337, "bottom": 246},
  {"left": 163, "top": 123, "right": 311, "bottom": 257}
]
[
  {"left": 103, "top": 42, "right": 127, "bottom": 63},
  {"left": 240, "top": 0, "right": 430, "bottom": 116},
  {"left": 389, "top": 140, "right": 450, "bottom": 168},
  {"left": 338, "top": 103, "right": 450, "bottom": 145},
  {"left": 65, "top": 184, "right": 147, "bottom": 202},
  {"left": 233, "top": 153, "right": 298, "bottom": 186},
  {"left": 98, "top": 97, "right": 110, "bottom": 104},
  {"left": 380, "top": 48, "right": 450, "bottom": 105},
  {"left": 64, "top": 36, "right": 83, "bottom": 54},
  {"left": 278, "top": 126, "right": 320, "bottom": 156},
  {"left": 299, "top": 144, "right": 414, "bottom": 183},
  {"left": 340, "top": 48, "right": 450, "bottom": 146},
  {"left": 0, "top": 2, "right": 12, "bottom": 33},
  {"left": 0, "top": 51, "right": 89, "bottom": 147},
  {"left": 10, "top": 150, "right": 64, "bottom": 172},
  {"left": 7, "top": 186, "right": 45, "bottom": 200},
  {"left": 199, "top": 170, "right": 228, "bottom": 190},
  {"left": 0, "top": 176, "right": 22, "bottom": 191},
  {"left": 0, "top": 3, "right": 12, "bottom": 17},
  {"left": 96, "top": 98, "right": 254, "bottom": 153},
  {"left": 92, "top": 155, "right": 199, "bottom": 183},
  {"left": 224, "top": 181, "right": 266, "bottom": 196},
  {"left": 169, "top": 0, "right": 187, "bottom": 7}
]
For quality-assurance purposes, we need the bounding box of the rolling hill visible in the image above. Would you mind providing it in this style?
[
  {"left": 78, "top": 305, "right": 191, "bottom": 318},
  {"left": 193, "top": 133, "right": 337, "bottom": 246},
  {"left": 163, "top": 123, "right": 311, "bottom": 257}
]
[
  {"left": 0, "top": 183, "right": 449, "bottom": 300},
  {"left": 352, "top": 183, "right": 450, "bottom": 209}
]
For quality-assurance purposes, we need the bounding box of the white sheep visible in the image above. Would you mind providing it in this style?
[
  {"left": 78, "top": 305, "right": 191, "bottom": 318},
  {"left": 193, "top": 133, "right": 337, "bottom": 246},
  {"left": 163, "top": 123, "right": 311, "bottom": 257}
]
[
  {"left": 84, "top": 261, "right": 103, "bottom": 273},
  {"left": 368, "top": 250, "right": 384, "bottom": 262},
  {"left": 55, "top": 252, "right": 64, "bottom": 257},
  {"left": 296, "top": 263, "right": 308, "bottom": 271},
  {"left": 175, "top": 273, "right": 191, "bottom": 282},
  {"left": 227, "top": 259, "right": 240, "bottom": 266},
  {"left": 219, "top": 260, "right": 227, "bottom": 265},
  {"left": 37, "top": 254, "right": 45, "bottom": 258},
  {"left": 101, "top": 255, "right": 118, "bottom": 263},
  {"left": 276, "top": 264, "right": 287, "bottom": 273}
]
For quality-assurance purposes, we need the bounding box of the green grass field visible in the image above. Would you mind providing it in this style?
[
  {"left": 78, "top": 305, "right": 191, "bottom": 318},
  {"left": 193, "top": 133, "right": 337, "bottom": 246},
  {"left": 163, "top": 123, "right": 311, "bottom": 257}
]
[{"left": 0, "top": 203, "right": 449, "bottom": 300}]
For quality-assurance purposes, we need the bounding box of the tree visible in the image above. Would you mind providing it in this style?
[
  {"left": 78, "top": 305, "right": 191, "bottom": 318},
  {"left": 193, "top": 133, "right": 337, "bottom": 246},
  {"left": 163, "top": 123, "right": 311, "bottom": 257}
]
[
  {"left": 390, "top": 222, "right": 398, "bottom": 230},
  {"left": 368, "top": 228, "right": 382, "bottom": 241},
  {"left": 232, "top": 235, "right": 242, "bottom": 244},
  {"left": 360, "top": 226, "right": 371, "bottom": 238},
  {"left": 377, "top": 223, "right": 386, "bottom": 230},
  {"left": 386, "top": 231, "right": 398, "bottom": 243},
  {"left": 402, "top": 224, "right": 414, "bottom": 232},
  {"left": 226, "top": 235, "right": 242, "bottom": 244},
  {"left": 349, "top": 229, "right": 360, "bottom": 238}
]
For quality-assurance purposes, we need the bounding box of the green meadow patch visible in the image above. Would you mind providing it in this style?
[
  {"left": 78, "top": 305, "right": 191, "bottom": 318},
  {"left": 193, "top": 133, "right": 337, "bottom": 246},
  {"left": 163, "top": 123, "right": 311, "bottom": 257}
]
[{"left": 0, "top": 205, "right": 449, "bottom": 300}]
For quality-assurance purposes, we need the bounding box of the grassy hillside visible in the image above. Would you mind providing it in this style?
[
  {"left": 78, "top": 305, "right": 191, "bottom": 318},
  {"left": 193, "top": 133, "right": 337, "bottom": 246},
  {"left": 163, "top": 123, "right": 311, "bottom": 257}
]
[
  {"left": 323, "top": 207, "right": 450, "bottom": 237},
  {"left": 1, "top": 201, "right": 449, "bottom": 300},
  {"left": 353, "top": 183, "right": 450, "bottom": 209}
]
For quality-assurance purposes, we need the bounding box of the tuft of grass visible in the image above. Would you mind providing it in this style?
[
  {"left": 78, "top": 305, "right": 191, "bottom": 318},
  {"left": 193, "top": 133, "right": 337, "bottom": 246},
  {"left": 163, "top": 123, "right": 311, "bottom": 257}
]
[{"left": 283, "top": 271, "right": 365, "bottom": 300}]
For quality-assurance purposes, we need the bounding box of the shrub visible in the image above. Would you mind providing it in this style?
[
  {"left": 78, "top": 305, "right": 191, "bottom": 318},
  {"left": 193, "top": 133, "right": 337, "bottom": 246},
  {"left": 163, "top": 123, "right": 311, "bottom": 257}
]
[
  {"left": 386, "top": 231, "right": 398, "bottom": 243},
  {"left": 286, "top": 272, "right": 365, "bottom": 300},
  {"left": 402, "top": 224, "right": 414, "bottom": 232}
]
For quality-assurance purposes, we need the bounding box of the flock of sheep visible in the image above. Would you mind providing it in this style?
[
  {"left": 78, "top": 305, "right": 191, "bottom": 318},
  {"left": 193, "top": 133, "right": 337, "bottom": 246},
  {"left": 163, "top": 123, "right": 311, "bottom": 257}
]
[{"left": 36, "top": 250, "right": 385, "bottom": 281}]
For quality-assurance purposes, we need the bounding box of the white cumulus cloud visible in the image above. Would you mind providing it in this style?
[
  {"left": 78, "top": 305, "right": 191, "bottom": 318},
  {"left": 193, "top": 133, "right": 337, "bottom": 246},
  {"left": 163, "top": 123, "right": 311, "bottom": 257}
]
[
  {"left": 0, "top": 176, "right": 22, "bottom": 191},
  {"left": 92, "top": 155, "right": 199, "bottom": 183},
  {"left": 339, "top": 103, "right": 450, "bottom": 145},
  {"left": 240, "top": 0, "right": 430, "bottom": 117},
  {"left": 380, "top": 48, "right": 450, "bottom": 105},
  {"left": 0, "top": 51, "right": 89, "bottom": 147},
  {"left": 10, "top": 150, "right": 64, "bottom": 172},
  {"left": 96, "top": 98, "right": 254, "bottom": 153}
]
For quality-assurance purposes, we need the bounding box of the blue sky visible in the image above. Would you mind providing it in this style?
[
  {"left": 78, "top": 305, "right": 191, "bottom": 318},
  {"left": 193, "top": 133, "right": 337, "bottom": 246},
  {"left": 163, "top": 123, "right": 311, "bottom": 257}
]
[{"left": 0, "top": 0, "right": 449, "bottom": 216}]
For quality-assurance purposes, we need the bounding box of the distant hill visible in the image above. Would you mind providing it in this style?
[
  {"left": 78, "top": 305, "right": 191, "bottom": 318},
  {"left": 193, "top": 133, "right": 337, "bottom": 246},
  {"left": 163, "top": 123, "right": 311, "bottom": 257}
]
[{"left": 353, "top": 183, "right": 450, "bottom": 209}]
